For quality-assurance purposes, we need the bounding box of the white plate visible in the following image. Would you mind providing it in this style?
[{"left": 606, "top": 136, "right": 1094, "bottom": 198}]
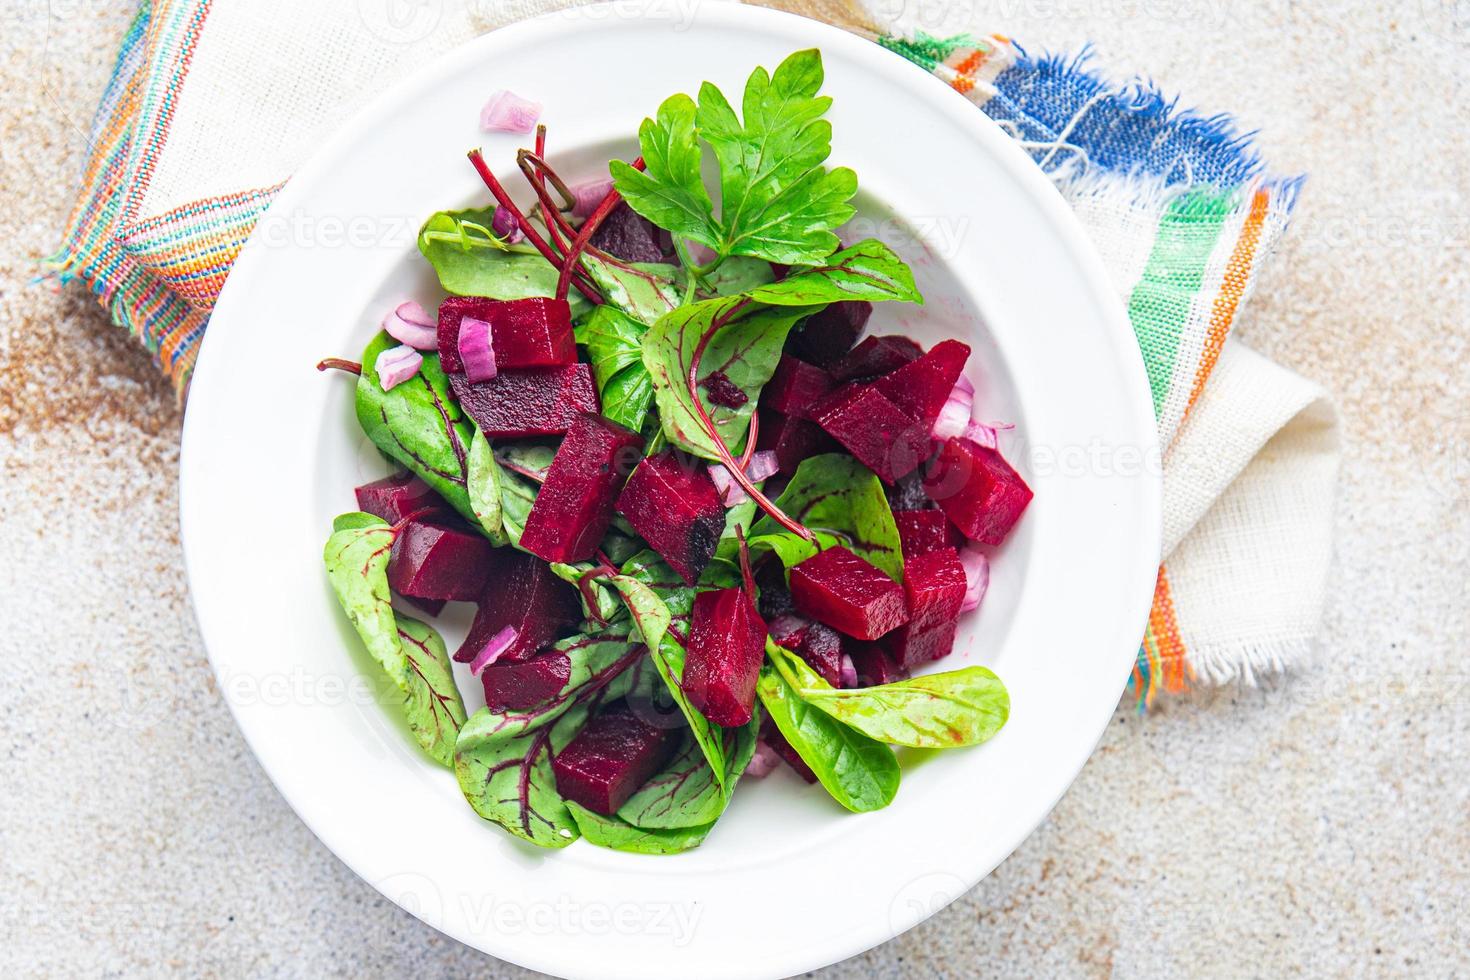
[{"left": 180, "top": 5, "right": 1160, "bottom": 977}]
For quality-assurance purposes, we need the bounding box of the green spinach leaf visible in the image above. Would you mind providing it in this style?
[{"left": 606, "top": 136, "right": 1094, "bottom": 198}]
[
  {"left": 582, "top": 255, "right": 679, "bottom": 325},
  {"left": 397, "top": 616, "right": 468, "bottom": 766},
  {"left": 417, "top": 206, "right": 589, "bottom": 316},
  {"left": 566, "top": 802, "right": 715, "bottom": 855},
  {"left": 575, "top": 306, "right": 657, "bottom": 432},
  {"left": 466, "top": 429, "right": 508, "bottom": 545},
  {"left": 617, "top": 711, "right": 760, "bottom": 829},
  {"left": 323, "top": 513, "right": 406, "bottom": 688}
]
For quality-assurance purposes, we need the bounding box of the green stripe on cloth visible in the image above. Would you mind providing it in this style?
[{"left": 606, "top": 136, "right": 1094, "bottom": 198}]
[{"left": 1126, "top": 189, "right": 1232, "bottom": 415}]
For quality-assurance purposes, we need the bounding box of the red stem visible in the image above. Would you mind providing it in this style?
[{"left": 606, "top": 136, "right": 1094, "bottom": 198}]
[
  {"left": 735, "top": 526, "right": 756, "bottom": 597},
  {"left": 467, "top": 149, "right": 600, "bottom": 304},
  {"left": 555, "top": 157, "right": 643, "bottom": 302},
  {"left": 316, "top": 358, "right": 361, "bottom": 375},
  {"left": 737, "top": 411, "right": 760, "bottom": 471}
]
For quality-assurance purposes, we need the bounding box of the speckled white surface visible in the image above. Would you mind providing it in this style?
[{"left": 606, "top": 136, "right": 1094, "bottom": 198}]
[{"left": 2, "top": 2, "right": 1467, "bottom": 977}]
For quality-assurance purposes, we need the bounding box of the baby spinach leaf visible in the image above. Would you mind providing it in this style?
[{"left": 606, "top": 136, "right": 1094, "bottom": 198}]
[
  {"left": 612, "top": 50, "right": 857, "bottom": 267},
  {"left": 768, "top": 643, "right": 1010, "bottom": 749},
  {"left": 322, "top": 513, "right": 407, "bottom": 688},
  {"left": 756, "top": 657, "right": 899, "bottom": 813},
  {"left": 582, "top": 255, "right": 680, "bottom": 325},
  {"left": 357, "top": 332, "right": 475, "bottom": 520},
  {"left": 617, "top": 711, "right": 760, "bottom": 829},
  {"left": 643, "top": 294, "right": 819, "bottom": 459},
  {"left": 566, "top": 802, "right": 715, "bottom": 855},
  {"left": 576, "top": 307, "right": 657, "bottom": 432},
  {"left": 466, "top": 429, "right": 508, "bottom": 545},
  {"left": 746, "top": 239, "right": 923, "bottom": 306},
  {"left": 418, "top": 207, "right": 589, "bottom": 316},
  {"left": 397, "top": 616, "right": 468, "bottom": 766},
  {"left": 749, "top": 453, "right": 905, "bottom": 581}
]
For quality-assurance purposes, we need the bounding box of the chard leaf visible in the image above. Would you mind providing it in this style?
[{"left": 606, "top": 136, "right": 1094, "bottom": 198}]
[
  {"left": 769, "top": 643, "right": 1009, "bottom": 749},
  {"left": 617, "top": 711, "right": 760, "bottom": 829},
  {"left": 582, "top": 255, "right": 680, "bottom": 325},
  {"left": 357, "top": 332, "right": 475, "bottom": 520},
  {"left": 643, "top": 294, "right": 819, "bottom": 459},
  {"left": 494, "top": 443, "right": 555, "bottom": 546},
  {"left": 397, "top": 616, "right": 468, "bottom": 766},
  {"left": 619, "top": 550, "right": 696, "bottom": 618},
  {"left": 466, "top": 429, "right": 508, "bottom": 545},
  {"left": 575, "top": 307, "right": 657, "bottom": 432},
  {"left": 566, "top": 802, "right": 715, "bottom": 855},
  {"left": 756, "top": 656, "right": 899, "bottom": 813},
  {"left": 648, "top": 633, "right": 728, "bottom": 792},
  {"left": 746, "top": 239, "right": 923, "bottom": 306},
  {"left": 748, "top": 453, "right": 905, "bottom": 581},
  {"left": 605, "top": 574, "right": 673, "bottom": 654},
  {"left": 322, "top": 514, "right": 407, "bottom": 688},
  {"left": 417, "top": 206, "right": 590, "bottom": 316},
  {"left": 550, "top": 561, "right": 625, "bottom": 628}
]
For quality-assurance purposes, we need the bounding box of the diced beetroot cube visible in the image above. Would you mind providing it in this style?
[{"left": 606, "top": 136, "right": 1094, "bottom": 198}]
[
  {"left": 755, "top": 561, "right": 795, "bottom": 620},
  {"left": 894, "top": 510, "right": 966, "bottom": 559},
  {"left": 683, "top": 588, "right": 768, "bottom": 726},
  {"left": 769, "top": 616, "right": 844, "bottom": 687},
  {"left": 615, "top": 451, "right": 725, "bottom": 585},
  {"left": 811, "top": 384, "right": 931, "bottom": 483},
  {"left": 923, "top": 438, "right": 1034, "bottom": 545},
  {"left": 872, "top": 339, "right": 970, "bottom": 429},
  {"left": 830, "top": 334, "right": 923, "bottom": 382},
  {"left": 437, "top": 296, "right": 575, "bottom": 372},
  {"left": 520, "top": 414, "right": 645, "bottom": 563},
  {"left": 449, "top": 364, "right": 598, "bottom": 438},
  {"left": 788, "top": 301, "right": 871, "bottom": 366},
  {"left": 845, "top": 643, "right": 908, "bottom": 687},
  {"left": 760, "top": 720, "right": 818, "bottom": 783},
  {"left": 883, "top": 548, "right": 968, "bottom": 668},
  {"left": 480, "top": 650, "right": 572, "bottom": 710},
  {"left": 403, "top": 595, "right": 447, "bottom": 618},
  {"left": 588, "top": 203, "right": 674, "bottom": 264},
  {"left": 387, "top": 517, "right": 495, "bottom": 601},
  {"left": 355, "top": 473, "right": 445, "bottom": 525},
  {"left": 789, "top": 547, "right": 909, "bottom": 641},
  {"left": 552, "top": 702, "right": 682, "bottom": 814},
  {"left": 454, "top": 550, "right": 581, "bottom": 663},
  {"left": 761, "top": 355, "right": 835, "bottom": 420},
  {"left": 755, "top": 409, "right": 836, "bottom": 476}
]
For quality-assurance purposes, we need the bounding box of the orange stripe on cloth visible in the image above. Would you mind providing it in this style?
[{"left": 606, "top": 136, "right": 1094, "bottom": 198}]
[
  {"left": 1148, "top": 564, "right": 1192, "bottom": 695},
  {"left": 1183, "top": 187, "right": 1270, "bottom": 416}
]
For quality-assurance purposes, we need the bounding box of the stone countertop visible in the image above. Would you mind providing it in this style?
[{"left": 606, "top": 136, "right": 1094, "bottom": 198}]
[{"left": 2, "top": 1, "right": 1465, "bottom": 976}]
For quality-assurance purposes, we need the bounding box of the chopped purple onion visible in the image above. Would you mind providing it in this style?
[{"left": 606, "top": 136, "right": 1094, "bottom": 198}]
[
  {"left": 381, "top": 300, "right": 437, "bottom": 350},
  {"left": 958, "top": 548, "right": 990, "bottom": 613},
  {"left": 745, "top": 740, "right": 782, "bottom": 778},
  {"left": 480, "top": 90, "right": 541, "bottom": 134},
  {"left": 838, "top": 653, "right": 858, "bottom": 689},
  {"left": 571, "top": 177, "right": 614, "bottom": 218},
  {"left": 490, "top": 206, "right": 525, "bottom": 244},
  {"left": 469, "top": 625, "right": 520, "bottom": 676},
  {"left": 458, "top": 316, "right": 498, "bottom": 383},
  {"left": 374, "top": 344, "right": 423, "bottom": 391}
]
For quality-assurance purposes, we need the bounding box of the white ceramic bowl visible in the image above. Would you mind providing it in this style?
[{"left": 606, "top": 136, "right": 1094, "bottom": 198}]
[{"left": 180, "top": 5, "right": 1161, "bottom": 977}]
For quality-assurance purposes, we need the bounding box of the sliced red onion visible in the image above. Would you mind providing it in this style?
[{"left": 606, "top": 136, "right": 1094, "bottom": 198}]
[
  {"left": 381, "top": 300, "right": 437, "bottom": 350},
  {"left": 958, "top": 548, "right": 990, "bottom": 613},
  {"left": 458, "top": 316, "right": 498, "bottom": 383},
  {"left": 953, "top": 373, "right": 975, "bottom": 398},
  {"left": 468, "top": 625, "right": 519, "bottom": 676},
  {"left": 480, "top": 89, "right": 541, "bottom": 134},
  {"left": 838, "top": 654, "right": 858, "bottom": 689},
  {"left": 490, "top": 206, "right": 525, "bottom": 245},
  {"left": 571, "top": 177, "right": 614, "bottom": 218},
  {"left": 745, "top": 740, "right": 782, "bottom": 778},
  {"left": 933, "top": 386, "right": 975, "bottom": 440},
  {"left": 374, "top": 344, "right": 422, "bottom": 391},
  {"left": 710, "top": 451, "right": 782, "bottom": 507},
  {"left": 745, "top": 450, "right": 781, "bottom": 484},
  {"left": 962, "top": 420, "right": 1014, "bottom": 451}
]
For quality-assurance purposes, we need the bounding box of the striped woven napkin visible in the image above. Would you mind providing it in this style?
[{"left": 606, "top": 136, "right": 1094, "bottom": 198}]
[{"left": 47, "top": 0, "right": 1340, "bottom": 706}]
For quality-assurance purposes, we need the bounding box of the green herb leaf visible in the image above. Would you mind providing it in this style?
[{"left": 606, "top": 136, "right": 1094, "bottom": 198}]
[
  {"left": 769, "top": 643, "right": 1009, "bottom": 749},
  {"left": 756, "top": 656, "right": 900, "bottom": 813},
  {"left": 356, "top": 332, "right": 475, "bottom": 521},
  {"left": 466, "top": 429, "right": 508, "bottom": 545},
  {"left": 575, "top": 307, "right": 658, "bottom": 432},
  {"left": 582, "top": 255, "right": 680, "bottom": 325},
  {"left": 746, "top": 239, "right": 923, "bottom": 306},
  {"left": 418, "top": 207, "right": 589, "bottom": 316},
  {"left": 566, "top": 802, "right": 715, "bottom": 855},
  {"left": 642, "top": 294, "right": 818, "bottom": 458},
  {"left": 397, "top": 616, "right": 468, "bottom": 766},
  {"left": 749, "top": 453, "right": 905, "bottom": 581},
  {"left": 609, "top": 95, "right": 719, "bottom": 251},
  {"left": 617, "top": 711, "right": 760, "bottom": 829},
  {"left": 705, "top": 256, "right": 777, "bottom": 296},
  {"left": 322, "top": 514, "right": 407, "bottom": 688}
]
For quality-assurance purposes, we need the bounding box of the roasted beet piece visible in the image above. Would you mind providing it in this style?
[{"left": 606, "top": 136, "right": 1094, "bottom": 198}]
[
  {"left": 872, "top": 339, "right": 971, "bottom": 429},
  {"left": 769, "top": 616, "right": 844, "bottom": 687},
  {"left": 761, "top": 355, "right": 835, "bottom": 420},
  {"left": 830, "top": 334, "right": 923, "bottom": 382},
  {"left": 923, "top": 438, "right": 1034, "bottom": 545},
  {"left": 755, "top": 561, "right": 795, "bottom": 619},
  {"left": 449, "top": 364, "right": 598, "bottom": 437},
  {"left": 894, "top": 510, "right": 966, "bottom": 559},
  {"left": 760, "top": 720, "right": 818, "bottom": 783},
  {"left": 788, "top": 301, "right": 871, "bottom": 366},
  {"left": 354, "top": 473, "right": 444, "bottom": 524},
  {"left": 436, "top": 296, "right": 575, "bottom": 372},
  {"left": 454, "top": 551, "right": 581, "bottom": 663},
  {"left": 701, "top": 371, "right": 748, "bottom": 408},
  {"left": 755, "top": 409, "right": 836, "bottom": 476},
  {"left": 886, "top": 470, "right": 934, "bottom": 513},
  {"left": 387, "top": 517, "right": 495, "bottom": 601},
  {"left": 811, "top": 384, "right": 931, "bottom": 483},
  {"left": 520, "top": 414, "right": 645, "bottom": 563},
  {"left": 790, "top": 547, "right": 909, "bottom": 641},
  {"left": 616, "top": 451, "right": 725, "bottom": 585},
  {"left": 588, "top": 202, "right": 674, "bottom": 264},
  {"left": 682, "top": 588, "right": 768, "bottom": 726},
  {"left": 552, "top": 702, "right": 682, "bottom": 814},
  {"left": 883, "top": 548, "right": 968, "bottom": 668},
  {"left": 845, "top": 643, "right": 908, "bottom": 688},
  {"left": 480, "top": 650, "right": 572, "bottom": 710}
]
